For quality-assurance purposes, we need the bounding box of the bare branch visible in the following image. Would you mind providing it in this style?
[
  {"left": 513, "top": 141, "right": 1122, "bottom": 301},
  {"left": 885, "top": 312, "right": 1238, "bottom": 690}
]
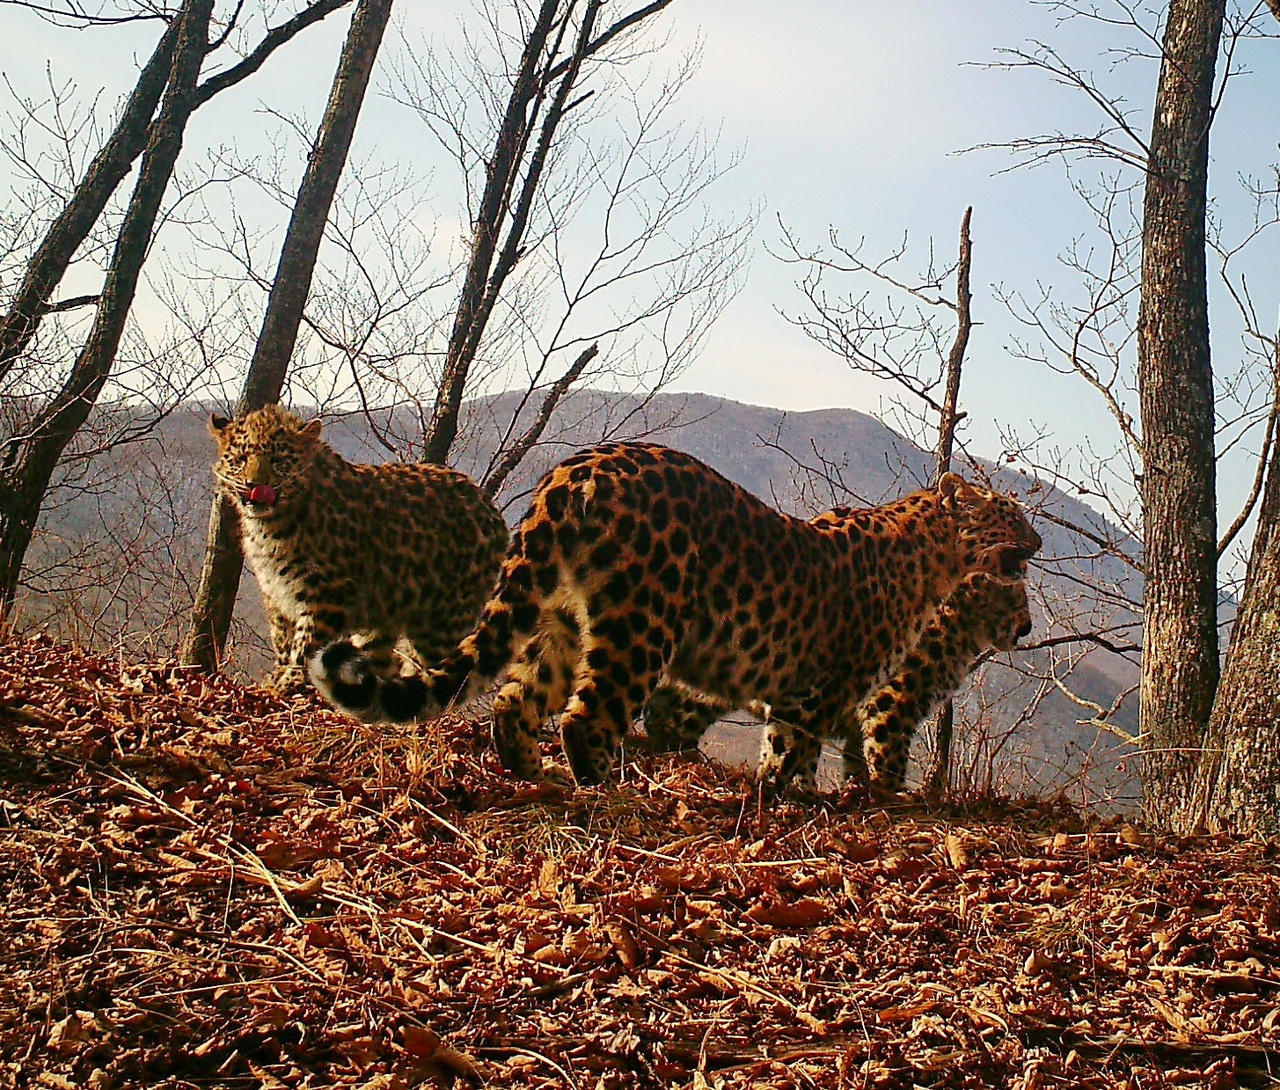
[{"left": 482, "top": 342, "right": 598, "bottom": 498}]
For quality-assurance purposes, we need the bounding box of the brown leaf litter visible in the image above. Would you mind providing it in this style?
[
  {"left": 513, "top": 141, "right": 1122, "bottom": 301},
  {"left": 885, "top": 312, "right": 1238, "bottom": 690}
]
[{"left": 1, "top": 635, "right": 1278, "bottom": 1089}]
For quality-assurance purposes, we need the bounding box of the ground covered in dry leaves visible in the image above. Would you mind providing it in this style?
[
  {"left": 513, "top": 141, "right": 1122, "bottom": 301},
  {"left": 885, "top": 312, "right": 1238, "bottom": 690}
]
[{"left": 2, "top": 637, "right": 1279, "bottom": 1089}]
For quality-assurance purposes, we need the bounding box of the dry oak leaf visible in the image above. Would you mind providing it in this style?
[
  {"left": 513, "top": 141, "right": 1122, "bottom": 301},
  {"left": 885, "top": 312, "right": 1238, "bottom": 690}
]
[
  {"left": 603, "top": 919, "right": 643, "bottom": 969},
  {"left": 47, "top": 1011, "right": 103, "bottom": 1055},
  {"left": 745, "top": 896, "right": 831, "bottom": 928},
  {"left": 944, "top": 833, "right": 971, "bottom": 871}
]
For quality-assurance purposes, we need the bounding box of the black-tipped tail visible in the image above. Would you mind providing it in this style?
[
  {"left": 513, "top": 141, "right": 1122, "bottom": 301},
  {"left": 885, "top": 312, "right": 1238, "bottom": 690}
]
[
  {"left": 380, "top": 675, "right": 430, "bottom": 722},
  {"left": 309, "top": 640, "right": 432, "bottom": 723},
  {"left": 310, "top": 640, "right": 380, "bottom": 720}
]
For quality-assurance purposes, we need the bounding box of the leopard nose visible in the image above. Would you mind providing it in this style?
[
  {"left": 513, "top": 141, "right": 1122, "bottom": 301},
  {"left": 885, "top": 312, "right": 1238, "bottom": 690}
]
[{"left": 245, "top": 454, "right": 270, "bottom": 485}]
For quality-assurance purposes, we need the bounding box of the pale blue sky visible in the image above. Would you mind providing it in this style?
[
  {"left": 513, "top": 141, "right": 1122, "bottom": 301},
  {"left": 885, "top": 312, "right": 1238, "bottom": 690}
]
[{"left": 3, "top": 1, "right": 1279, "bottom": 526}]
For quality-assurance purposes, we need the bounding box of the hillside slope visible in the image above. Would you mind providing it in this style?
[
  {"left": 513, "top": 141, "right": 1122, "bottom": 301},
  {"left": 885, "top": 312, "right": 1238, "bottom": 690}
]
[{"left": 1, "top": 637, "right": 1273, "bottom": 1090}]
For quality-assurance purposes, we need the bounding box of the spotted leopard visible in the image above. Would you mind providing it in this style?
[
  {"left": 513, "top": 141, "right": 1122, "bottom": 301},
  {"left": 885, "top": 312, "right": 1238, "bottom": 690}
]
[
  {"left": 209, "top": 405, "right": 507, "bottom": 690},
  {"left": 645, "top": 569, "right": 1033, "bottom": 792},
  {"left": 851, "top": 569, "right": 1033, "bottom": 790}
]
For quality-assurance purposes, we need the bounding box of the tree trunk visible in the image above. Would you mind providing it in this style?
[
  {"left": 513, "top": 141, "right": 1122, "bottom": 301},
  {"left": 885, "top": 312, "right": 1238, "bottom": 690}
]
[
  {"left": 0, "top": 0, "right": 213, "bottom": 625},
  {"left": 0, "top": 17, "right": 180, "bottom": 381},
  {"left": 924, "top": 206, "right": 973, "bottom": 800},
  {"left": 421, "top": 0, "right": 564, "bottom": 467},
  {"left": 1136, "top": 0, "right": 1224, "bottom": 831},
  {"left": 421, "top": 0, "right": 673, "bottom": 467},
  {"left": 1188, "top": 346, "right": 1280, "bottom": 838},
  {"left": 180, "top": 0, "right": 394, "bottom": 672}
]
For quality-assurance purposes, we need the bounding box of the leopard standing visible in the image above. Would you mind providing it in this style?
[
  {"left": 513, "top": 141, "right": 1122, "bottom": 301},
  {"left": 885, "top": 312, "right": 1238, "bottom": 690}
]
[
  {"left": 209, "top": 405, "right": 507, "bottom": 690},
  {"left": 311, "top": 441, "right": 1041, "bottom": 787},
  {"left": 645, "top": 569, "right": 1033, "bottom": 792}
]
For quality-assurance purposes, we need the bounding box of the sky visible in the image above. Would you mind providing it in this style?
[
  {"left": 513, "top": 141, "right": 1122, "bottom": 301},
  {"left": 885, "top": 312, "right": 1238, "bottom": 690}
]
[{"left": 3, "top": 1, "right": 1279, "bottom": 522}]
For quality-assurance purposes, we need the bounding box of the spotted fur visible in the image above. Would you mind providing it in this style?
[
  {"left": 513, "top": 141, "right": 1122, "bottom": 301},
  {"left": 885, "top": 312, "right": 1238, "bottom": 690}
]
[
  {"left": 210, "top": 405, "right": 506, "bottom": 690},
  {"left": 645, "top": 564, "right": 1033, "bottom": 790},
  {"left": 852, "top": 570, "right": 1032, "bottom": 790},
  {"left": 312, "top": 442, "right": 1041, "bottom": 786}
]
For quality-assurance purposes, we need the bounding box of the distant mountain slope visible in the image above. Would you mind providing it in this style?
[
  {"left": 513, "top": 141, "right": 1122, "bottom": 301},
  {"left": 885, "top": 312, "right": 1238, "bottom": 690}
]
[{"left": 18, "top": 389, "right": 1142, "bottom": 806}]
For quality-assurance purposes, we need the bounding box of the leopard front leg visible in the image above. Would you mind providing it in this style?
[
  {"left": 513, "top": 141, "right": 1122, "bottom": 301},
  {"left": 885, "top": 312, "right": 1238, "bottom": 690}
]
[
  {"left": 858, "top": 680, "right": 922, "bottom": 792},
  {"left": 276, "top": 606, "right": 350, "bottom": 694},
  {"left": 266, "top": 601, "right": 294, "bottom": 667},
  {"left": 757, "top": 689, "right": 844, "bottom": 799}
]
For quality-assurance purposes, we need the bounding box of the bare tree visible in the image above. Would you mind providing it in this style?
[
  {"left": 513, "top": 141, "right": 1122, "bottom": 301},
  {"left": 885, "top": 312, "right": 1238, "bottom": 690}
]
[
  {"left": 417, "top": 0, "right": 675, "bottom": 467},
  {"left": 0, "top": 0, "right": 351, "bottom": 378},
  {"left": 0, "top": 0, "right": 214, "bottom": 624},
  {"left": 777, "top": 209, "right": 1058, "bottom": 799},
  {"left": 1191, "top": 325, "right": 1280, "bottom": 837},
  {"left": 0, "top": 0, "right": 357, "bottom": 626},
  {"left": 1135, "top": 0, "right": 1224, "bottom": 830},
  {"left": 181, "top": 0, "right": 395, "bottom": 672},
  {"left": 922, "top": 207, "right": 973, "bottom": 800},
  {"left": 981, "top": 0, "right": 1280, "bottom": 832}
]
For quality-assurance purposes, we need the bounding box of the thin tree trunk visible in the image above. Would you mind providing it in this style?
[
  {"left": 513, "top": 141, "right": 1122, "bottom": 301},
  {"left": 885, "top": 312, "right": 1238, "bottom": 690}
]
[
  {"left": 421, "top": 0, "right": 564, "bottom": 466},
  {"left": 1188, "top": 340, "right": 1280, "bottom": 838},
  {"left": 924, "top": 206, "right": 973, "bottom": 801},
  {"left": 0, "top": 16, "right": 180, "bottom": 380},
  {"left": 181, "top": 0, "right": 394, "bottom": 672},
  {"left": 0, "top": 0, "right": 213, "bottom": 626},
  {"left": 1136, "top": 0, "right": 1224, "bottom": 831}
]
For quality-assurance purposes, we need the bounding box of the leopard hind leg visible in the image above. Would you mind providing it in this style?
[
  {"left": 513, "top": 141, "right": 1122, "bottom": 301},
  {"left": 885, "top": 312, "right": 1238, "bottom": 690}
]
[
  {"left": 643, "top": 681, "right": 731, "bottom": 752},
  {"left": 490, "top": 606, "right": 581, "bottom": 780},
  {"left": 559, "top": 608, "right": 675, "bottom": 786}
]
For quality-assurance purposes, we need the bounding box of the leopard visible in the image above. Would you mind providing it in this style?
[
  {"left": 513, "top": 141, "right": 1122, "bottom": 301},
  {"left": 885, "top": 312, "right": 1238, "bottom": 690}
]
[
  {"left": 209, "top": 404, "right": 507, "bottom": 691},
  {"left": 310, "top": 441, "right": 1041, "bottom": 787},
  {"left": 643, "top": 570, "right": 1033, "bottom": 793},
  {"left": 850, "top": 569, "right": 1033, "bottom": 791}
]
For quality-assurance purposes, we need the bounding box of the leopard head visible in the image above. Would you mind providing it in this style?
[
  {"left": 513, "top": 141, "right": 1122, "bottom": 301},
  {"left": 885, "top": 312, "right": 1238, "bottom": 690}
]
[
  {"left": 939, "top": 473, "right": 1042, "bottom": 576},
  {"left": 957, "top": 569, "right": 1034, "bottom": 651},
  {"left": 210, "top": 405, "right": 324, "bottom": 520}
]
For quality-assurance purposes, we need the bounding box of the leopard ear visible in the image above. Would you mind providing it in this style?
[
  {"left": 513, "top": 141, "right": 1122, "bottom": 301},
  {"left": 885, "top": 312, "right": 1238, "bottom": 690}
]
[
  {"left": 939, "top": 472, "right": 974, "bottom": 508},
  {"left": 299, "top": 417, "right": 323, "bottom": 440},
  {"left": 209, "top": 413, "right": 231, "bottom": 436}
]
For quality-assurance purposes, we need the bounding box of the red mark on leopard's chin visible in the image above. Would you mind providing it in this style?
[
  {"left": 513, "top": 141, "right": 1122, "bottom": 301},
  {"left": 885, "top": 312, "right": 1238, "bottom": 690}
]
[{"left": 247, "top": 484, "right": 277, "bottom": 507}]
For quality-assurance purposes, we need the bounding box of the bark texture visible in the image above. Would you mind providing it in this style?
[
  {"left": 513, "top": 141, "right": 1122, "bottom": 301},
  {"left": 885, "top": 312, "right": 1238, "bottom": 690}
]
[
  {"left": 181, "top": 0, "right": 393, "bottom": 672},
  {"left": 923, "top": 206, "right": 973, "bottom": 800},
  {"left": 1189, "top": 450, "right": 1280, "bottom": 837},
  {"left": 1136, "top": 0, "right": 1224, "bottom": 831},
  {"left": 1188, "top": 351, "right": 1280, "bottom": 838}
]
